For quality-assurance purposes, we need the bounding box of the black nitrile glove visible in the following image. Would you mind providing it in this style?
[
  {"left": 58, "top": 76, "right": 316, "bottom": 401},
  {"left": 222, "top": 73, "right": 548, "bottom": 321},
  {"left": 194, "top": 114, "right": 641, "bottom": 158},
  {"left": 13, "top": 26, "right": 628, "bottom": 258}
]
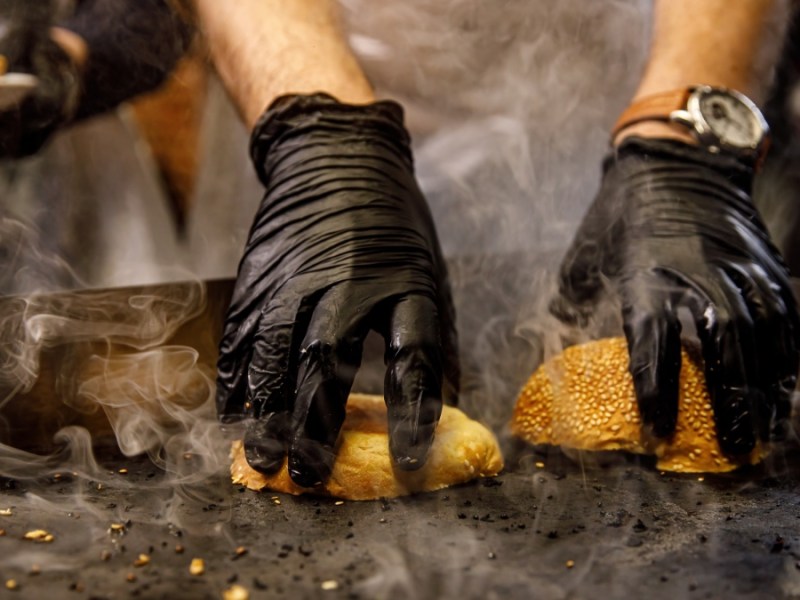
[
  {"left": 217, "top": 93, "right": 459, "bottom": 487},
  {"left": 554, "top": 137, "right": 799, "bottom": 455},
  {"left": 0, "top": 14, "right": 81, "bottom": 158}
]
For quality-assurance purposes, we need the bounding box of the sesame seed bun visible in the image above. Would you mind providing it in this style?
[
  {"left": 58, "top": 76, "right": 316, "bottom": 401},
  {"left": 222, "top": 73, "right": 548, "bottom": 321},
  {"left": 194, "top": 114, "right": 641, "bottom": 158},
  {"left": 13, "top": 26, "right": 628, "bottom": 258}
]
[
  {"left": 231, "top": 393, "right": 503, "bottom": 500},
  {"left": 511, "top": 337, "right": 766, "bottom": 473}
]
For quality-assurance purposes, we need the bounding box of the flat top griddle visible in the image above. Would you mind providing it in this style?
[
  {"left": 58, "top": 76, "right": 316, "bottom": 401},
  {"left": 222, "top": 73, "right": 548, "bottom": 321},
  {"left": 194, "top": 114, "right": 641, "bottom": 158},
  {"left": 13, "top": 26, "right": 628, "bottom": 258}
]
[{"left": 0, "top": 439, "right": 797, "bottom": 599}]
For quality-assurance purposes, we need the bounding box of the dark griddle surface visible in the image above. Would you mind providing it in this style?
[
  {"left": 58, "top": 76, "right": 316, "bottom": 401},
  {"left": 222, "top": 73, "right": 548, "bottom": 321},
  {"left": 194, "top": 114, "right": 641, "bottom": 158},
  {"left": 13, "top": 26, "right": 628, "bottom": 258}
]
[{"left": 0, "top": 440, "right": 799, "bottom": 599}]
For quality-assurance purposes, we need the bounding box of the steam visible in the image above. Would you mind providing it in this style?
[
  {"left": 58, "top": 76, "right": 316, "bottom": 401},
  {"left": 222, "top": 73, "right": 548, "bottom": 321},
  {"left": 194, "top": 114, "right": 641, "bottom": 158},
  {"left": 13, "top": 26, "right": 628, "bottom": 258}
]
[
  {"left": 0, "top": 270, "right": 232, "bottom": 541},
  {"left": 0, "top": 0, "right": 797, "bottom": 594}
]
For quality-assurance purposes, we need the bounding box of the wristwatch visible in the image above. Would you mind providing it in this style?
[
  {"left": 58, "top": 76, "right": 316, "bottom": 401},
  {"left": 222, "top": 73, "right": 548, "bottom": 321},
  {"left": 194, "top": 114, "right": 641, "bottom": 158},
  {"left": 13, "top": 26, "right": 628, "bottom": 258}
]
[{"left": 612, "top": 85, "right": 770, "bottom": 163}]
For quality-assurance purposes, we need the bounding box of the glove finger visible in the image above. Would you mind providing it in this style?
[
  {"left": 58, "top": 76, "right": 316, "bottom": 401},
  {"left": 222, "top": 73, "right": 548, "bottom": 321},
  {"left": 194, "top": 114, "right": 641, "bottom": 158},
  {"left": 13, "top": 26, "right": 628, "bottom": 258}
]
[
  {"left": 687, "top": 272, "right": 760, "bottom": 455},
  {"left": 621, "top": 271, "right": 682, "bottom": 438},
  {"left": 437, "top": 270, "right": 461, "bottom": 405},
  {"left": 728, "top": 264, "right": 797, "bottom": 440},
  {"left": 383, "top": 294, "right": 444, "bottom": 471},
  {"left": 216, "top": 309, "right": 262, "bottom": 422},
  {"left": 243, "top": 412, "right": 291, "bottom": 475},
  {"left": 288, "top": 287, "right": 367, "bottom": 487},
  {"left": 243, "top": 301, "right": 305, "bottom": 474},
  {"left": 551, "top": 236, "right": 607, "bottom": 326}
]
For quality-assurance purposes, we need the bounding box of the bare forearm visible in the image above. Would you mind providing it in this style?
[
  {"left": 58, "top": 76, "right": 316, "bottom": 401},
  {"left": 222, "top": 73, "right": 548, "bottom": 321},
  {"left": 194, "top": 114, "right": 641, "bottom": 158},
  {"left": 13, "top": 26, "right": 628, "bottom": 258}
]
[
  {"left": 192, "top": 0, "right": 375, "bottom": 128},
  {"left": 620, "top": 0, "right": 791, "bottom": 143},
  {"left": 635, "top": 0, "right": 790, "bottom": 102}
]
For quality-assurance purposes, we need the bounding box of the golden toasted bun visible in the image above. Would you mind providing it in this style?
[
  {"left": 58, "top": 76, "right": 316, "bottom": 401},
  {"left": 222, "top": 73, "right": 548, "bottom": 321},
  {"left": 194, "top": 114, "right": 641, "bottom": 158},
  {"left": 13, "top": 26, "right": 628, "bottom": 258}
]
[
  {"left": 511, "top": 337, "right": 765, "bottom": 473},
  {"left": 231, "top": 393, "right": 503, "bottom": 500}
]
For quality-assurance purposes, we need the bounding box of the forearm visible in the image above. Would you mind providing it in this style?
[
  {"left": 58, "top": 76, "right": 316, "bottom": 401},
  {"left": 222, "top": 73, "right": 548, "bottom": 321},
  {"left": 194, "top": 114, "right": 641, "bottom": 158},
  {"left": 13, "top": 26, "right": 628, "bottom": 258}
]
[
  {"left": 620, "top": 0, "right": 792, "bottom": 143},
  {"left": 62, "top": 0, "right": 192, "bottom": 120},
  {"left": 191, "top": 0, "right": 374, "bottom": 128}
]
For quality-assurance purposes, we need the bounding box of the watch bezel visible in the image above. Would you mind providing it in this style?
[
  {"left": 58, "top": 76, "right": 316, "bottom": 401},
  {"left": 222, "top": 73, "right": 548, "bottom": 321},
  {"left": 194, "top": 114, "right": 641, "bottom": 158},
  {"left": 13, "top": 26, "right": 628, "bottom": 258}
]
[{"left": 677, "top": 85, "right": 769, "bottom": 156}]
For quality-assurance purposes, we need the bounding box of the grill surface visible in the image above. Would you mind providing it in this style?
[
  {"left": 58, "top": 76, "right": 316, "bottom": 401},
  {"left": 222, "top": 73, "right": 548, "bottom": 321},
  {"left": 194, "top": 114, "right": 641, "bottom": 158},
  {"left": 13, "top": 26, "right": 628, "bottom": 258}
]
[{"left": 0, "top": 439, "right": 798, "bottom": 599}]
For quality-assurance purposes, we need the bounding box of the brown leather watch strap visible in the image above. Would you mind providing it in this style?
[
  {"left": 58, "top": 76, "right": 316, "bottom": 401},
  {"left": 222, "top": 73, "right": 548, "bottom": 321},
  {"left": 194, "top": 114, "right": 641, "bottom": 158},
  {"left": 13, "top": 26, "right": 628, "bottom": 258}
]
[{"left": 612, "top": 89, "right": 693, "bottom": 139}]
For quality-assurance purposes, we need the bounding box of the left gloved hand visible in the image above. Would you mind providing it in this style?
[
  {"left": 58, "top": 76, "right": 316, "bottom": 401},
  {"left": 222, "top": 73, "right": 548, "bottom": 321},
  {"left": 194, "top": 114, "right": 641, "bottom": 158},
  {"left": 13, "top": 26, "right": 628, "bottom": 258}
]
[
  {"left": 0, "top": 20, "right": 81, "bottom": 158},
  {"left": 216, "top": 93, "right": 459, "bottom": 488},
  {"left": 554, "top": 137, "right": 799, "bottom": 455}
]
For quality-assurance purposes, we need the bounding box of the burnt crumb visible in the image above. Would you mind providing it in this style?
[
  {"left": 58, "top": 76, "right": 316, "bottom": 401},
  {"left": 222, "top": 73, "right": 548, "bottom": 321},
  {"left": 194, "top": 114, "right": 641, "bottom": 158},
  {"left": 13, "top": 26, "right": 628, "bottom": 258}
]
[
  {"left": 482, "top": 478, "right": 502, "bottom": 488},
  {"left": 547, "top": 531, "right": 558, "bottom": 539},
  {"left": 347, "top": 521, "right": 354, "bottom": 527},
  {"left": 227, "top": 574, "right": 238, "bottom": 584},
  {"left": 697, "top": 534, "right": 708, "bottom": 544},
  {"left": 632, "top": 519, "right": 648, "bottom": 533},
  {"left": 299, "top": 546, "right": 313, "bottom": 557},
  {"left": 604, "top": 510, "right": 629, "bottom": 528},
  {"left": 660, "top": 576, "right": 668, "bottom": 583},
  {"left": 771, "top": 536, "right": 785, "bottom": 553},
  {"left": 457, "top": 513, "right": 467, "bottom": 519},
  {"left": 69, "top": 581, "right": 85, "bottom": 592},
  {"left": 345, "top": 533, "right": 354, "bottom": 539},
  {"left": 499, "top": 515, "right": 509, "bottom": 520},
  {"left": 281, "top": 544, "right": 293, "bottom": 552},
  {"left": 253, "top": 578, "right": 268, "bottom": 590},
  {"left": 380, "top": 499, "right": 392, "bottom": 512}
]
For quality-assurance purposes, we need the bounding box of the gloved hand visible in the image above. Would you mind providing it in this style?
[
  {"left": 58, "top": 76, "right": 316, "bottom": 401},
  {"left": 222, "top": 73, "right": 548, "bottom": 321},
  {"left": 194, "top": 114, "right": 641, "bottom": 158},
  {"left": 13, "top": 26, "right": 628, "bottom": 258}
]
[
  {"left": 217, "top": 93, "right": 459, "bottom": 487},
  {"left": 0, "top": 19, "right": 81, "bottom": 158},
  {"left": 554, "top": 137, "right": 799, "bottom": 455}
]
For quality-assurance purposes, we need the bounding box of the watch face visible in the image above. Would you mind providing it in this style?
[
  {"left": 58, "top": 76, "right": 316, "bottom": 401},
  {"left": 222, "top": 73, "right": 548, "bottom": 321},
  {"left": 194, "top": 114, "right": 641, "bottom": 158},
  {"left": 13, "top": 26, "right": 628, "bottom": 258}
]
[{"left": 695, "top": 88, "right": 765, "bottom": 149}]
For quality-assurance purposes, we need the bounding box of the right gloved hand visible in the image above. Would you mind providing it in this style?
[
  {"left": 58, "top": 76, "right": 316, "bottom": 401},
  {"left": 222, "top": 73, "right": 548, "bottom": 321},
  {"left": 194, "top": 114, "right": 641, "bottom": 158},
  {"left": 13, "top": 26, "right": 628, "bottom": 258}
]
[
  {"left": 0, "top": 21, "right": 81, "bottom": 158},
  {"left": 216, "top": 93, "right": 459, "bottom": 488},
  {"left": 554, "top": 137, "right": 799, "bottom": 455}
]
